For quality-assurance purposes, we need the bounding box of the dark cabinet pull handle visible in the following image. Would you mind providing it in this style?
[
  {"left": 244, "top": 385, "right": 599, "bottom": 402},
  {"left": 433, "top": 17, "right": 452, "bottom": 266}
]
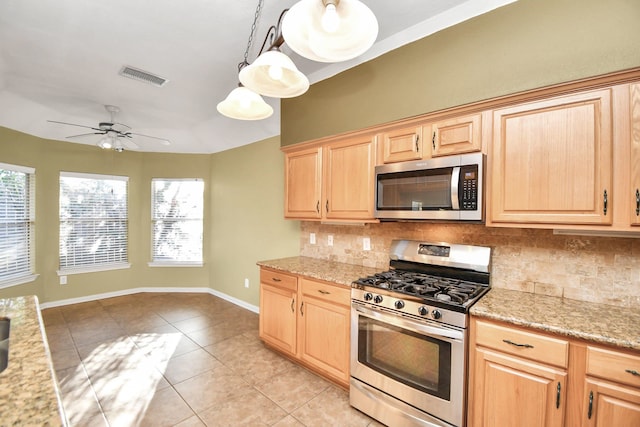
[
  {"left": 290, "top": 298, "right": 295, "bottom": 313},
  {"left": 316, "top": 200, "right": 320, "bottom": 214},
  {"left": 415, "top": 134, "right": 420, "bottom": 152},
  {"left": 626, "top": 369, "right": 640, "bottom": 376},
  {"left": 502, "top": 339, "right": 534, "bottom": 349},
  {"left": 272, "top": 277, "right": 282, "bottom": 282},
  {"left": 588, "top": 390, "right": 593, "bottom": 419},
  {"left": 300, "top": 301, "right": 304, "bottom": 316},
  {"left": 603, "top": 189, "right": 608, "bottom": 215},
  {"left": 556, "top": 382, "right": 561, "bottom": 409},
  {"left": 432, "top": 131, "right": 436, "bottom": 150},
  {"left": 326, "top": 200, "right": 329, "bottom": 213},
  {"left": 318, "top": 289, "right": 330, "bottom": 295},
  {"left": 636, "top": 189, "right": 639, "bottom": 216}
]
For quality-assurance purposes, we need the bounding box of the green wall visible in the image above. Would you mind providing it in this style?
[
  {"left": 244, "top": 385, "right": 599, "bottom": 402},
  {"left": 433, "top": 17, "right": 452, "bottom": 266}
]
[
  {"left": 209, "top": 136, "right": 300, "bottom": 307},
  {"left": 281, "top": 0, "right": 640, "bottom": 145},
  {"left": 0, "top": 128, "right": 299, "bottom": 306}
]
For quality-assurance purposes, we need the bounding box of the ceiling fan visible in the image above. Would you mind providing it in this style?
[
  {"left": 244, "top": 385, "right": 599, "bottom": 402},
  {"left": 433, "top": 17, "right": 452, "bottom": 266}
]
[{"left": 48, "top": 105, "right": 171, "bottom": 152}]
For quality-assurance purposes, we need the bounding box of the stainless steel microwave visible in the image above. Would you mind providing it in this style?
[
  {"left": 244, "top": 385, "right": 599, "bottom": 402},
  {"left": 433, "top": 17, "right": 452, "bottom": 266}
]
[{"left": 375, "top": 152, "right": 484, "bottom": 221}]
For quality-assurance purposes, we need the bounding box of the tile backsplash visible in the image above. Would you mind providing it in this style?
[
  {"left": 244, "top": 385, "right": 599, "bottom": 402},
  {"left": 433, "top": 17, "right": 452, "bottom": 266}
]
[{"left": 300, "top": 221, "right": 640, "bottom": 308}]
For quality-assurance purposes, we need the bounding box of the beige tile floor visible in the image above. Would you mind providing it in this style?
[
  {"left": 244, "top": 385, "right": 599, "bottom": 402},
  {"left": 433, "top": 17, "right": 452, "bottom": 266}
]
[{"left": 42, "top": 292, "right": 383, "bottom": 427}]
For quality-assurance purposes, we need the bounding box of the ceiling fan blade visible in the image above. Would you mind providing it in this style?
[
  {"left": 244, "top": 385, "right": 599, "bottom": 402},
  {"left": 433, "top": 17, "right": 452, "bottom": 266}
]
[
  {"left": 128, "top": 132, "right": 171, "bottom": 146},
  {"left": 47, "top": 120, "right": 101, "bottom": 131},
  {"left": 123, "top": 139, "right": 140, "bottom": 150},
  {"left": 66, "top": 132, "right": 105, "bottom": 139},
  {"left": 111, "top": 122, "right": 131, "bottom": 132}
]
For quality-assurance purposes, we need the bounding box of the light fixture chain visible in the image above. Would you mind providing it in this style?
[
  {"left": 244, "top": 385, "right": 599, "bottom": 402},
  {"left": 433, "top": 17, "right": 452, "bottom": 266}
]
[{"left": 243, "top": 0, "right": 264, "bottom": 66}]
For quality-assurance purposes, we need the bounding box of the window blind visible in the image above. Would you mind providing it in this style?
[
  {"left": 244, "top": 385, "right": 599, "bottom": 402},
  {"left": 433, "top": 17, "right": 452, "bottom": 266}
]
[
  {"left": 151, "top": 179, "right": 204, "bottom": 263},
  {"left": 0, "top": 163, "right": 35, "bottom": 284},
  {"left": 59, "top": 172, "right": 128, "bottom": 271}
]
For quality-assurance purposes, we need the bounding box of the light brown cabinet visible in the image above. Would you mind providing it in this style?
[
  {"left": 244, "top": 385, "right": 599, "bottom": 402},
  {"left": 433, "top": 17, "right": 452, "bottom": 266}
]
[
  {"left": 470, "top": 317, "right": 640, "bottom": 427},
  {"left": 630, "top": 83, "right": 640, "bottom": 226},
  {"left": 259, "top": 269, "right": 298, "bottom": 356},
  {"left": 298, "top": 278, "right": 351, "bottom": 385},
  {"left": 470, "top": 319, "right": 568, "bottom": 427},
  {"left": 582, "top": 346, "right": 640, "bottom": 426},
  {"left": 379, "top": 125, "right": 423, "bottom": 163},
  {"left": 430, "top": 112, "right": 482, "bottom": 157},
  {"left": 489, "top": 88, "right": 613, "bottom": 226},
  {"left": 283, "top": 132, "right": 377, "bottom": 222},
  {"left": 259, "top": 268, "right": 351, "bottom": 387}
]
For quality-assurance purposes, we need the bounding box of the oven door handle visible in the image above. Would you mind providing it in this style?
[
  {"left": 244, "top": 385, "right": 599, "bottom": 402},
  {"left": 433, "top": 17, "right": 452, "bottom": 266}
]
[{"left": 354, "top": 305, "right": 464, "bottom": 342}]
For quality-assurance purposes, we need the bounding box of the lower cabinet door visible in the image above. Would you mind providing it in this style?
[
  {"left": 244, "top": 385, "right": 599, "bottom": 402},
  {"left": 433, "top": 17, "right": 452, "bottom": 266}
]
[
  {"left": 472, "top": 348, "right": 567, "bottom": 427},
  {"left": 583, "top": 378, "right": 640, "bottom": 427},
  {"left": 298, "top": 295, "right": 350, "bottom": 385},
  {"left": 259, "top": 282, "right": 297, "bottom": 356}
]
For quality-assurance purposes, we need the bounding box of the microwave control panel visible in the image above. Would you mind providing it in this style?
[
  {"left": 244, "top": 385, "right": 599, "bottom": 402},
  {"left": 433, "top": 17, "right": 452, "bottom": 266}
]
[{"left": 459, "top": 165, "right": 478, "bottom": 210}]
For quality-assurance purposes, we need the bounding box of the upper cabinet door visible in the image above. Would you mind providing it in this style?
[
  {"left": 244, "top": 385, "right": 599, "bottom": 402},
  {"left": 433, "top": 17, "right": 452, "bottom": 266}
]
[
  {"left": 431, "top": 112, "right": 482, "bottom": 157},
  {"left": 490, "top": 89, "right": 613, "bottom": 225},
  {"left": 323, "top": 135, "right": 377, "bottom": 220},
  {"left": 380, "top": 125, "right": 423, "bottom": 163},
  {"left": 630, "top": 83, "right": 640, "bottom": 226},
  {"left": 284, "top": 146, "right": 322, "bottom": 219}
]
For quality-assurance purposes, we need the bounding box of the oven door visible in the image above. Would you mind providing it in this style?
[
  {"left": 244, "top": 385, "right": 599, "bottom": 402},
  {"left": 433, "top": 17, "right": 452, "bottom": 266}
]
[{"left": 350, "top": 302, "right": 466, "bottom": 427}]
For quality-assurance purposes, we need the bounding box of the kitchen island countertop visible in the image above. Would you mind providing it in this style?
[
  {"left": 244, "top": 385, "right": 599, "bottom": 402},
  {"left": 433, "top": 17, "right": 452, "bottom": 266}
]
[
  {"left": 0, "top": 295, "right": 67, "bottom": 426},
  {"left": 471, "top": 287, "right": 640, "bottom": 351}
]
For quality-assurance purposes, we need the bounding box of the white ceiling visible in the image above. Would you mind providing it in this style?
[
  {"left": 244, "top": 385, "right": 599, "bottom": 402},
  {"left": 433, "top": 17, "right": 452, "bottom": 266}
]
[{"left": 0, "top": 0, "right": 515, "bottom": 154}]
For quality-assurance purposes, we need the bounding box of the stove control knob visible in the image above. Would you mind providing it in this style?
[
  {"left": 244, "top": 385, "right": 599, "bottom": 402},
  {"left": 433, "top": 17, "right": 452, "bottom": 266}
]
[
  {"left": 418, "top": 306, "right": 429, "bottom": 316},
  {"left": 431, "top": 309, "right": 442, "bottom": 320},
  {"left": 394, "top": 300, "right": 405, "bottom": 309},
  {"left": 374, "top": 295, "right": 384, "bottom": 304},
  {"left": 364, "top": 292, "right": 374, "bottom": 301}
]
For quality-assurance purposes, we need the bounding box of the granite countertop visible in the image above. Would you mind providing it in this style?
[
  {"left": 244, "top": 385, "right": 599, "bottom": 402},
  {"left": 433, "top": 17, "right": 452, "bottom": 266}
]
[
  {"left": 471, "top": 288, "right": 640, "bottom": 351},
  {"left": 0, "top": 295, "right": 67, "bottom": 426},
  {"left": 257, "top": 256, "right": 384, "bottom": 287}
]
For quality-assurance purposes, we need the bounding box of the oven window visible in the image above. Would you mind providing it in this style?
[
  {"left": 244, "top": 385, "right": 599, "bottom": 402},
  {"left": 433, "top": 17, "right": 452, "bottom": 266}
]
[
  {"left": 376, "top": 168, "right": 452, "bottom": 211},
  {"left": 358, "top": 315, "right": 451, "bottom": 400}
]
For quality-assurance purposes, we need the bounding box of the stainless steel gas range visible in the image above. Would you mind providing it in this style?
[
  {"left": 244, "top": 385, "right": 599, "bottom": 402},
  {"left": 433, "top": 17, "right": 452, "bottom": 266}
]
[{"left": 350, "top": 239, "right": 491, "bottom": 427}]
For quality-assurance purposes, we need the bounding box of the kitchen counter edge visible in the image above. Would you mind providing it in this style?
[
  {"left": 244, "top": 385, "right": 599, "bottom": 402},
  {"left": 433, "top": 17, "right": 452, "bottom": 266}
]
[
  {"left": 0, "top": 295, "right": 68, "bottom": 426},
  {"left": 470, "top": 288, "right": 640, "bottom": 351}
]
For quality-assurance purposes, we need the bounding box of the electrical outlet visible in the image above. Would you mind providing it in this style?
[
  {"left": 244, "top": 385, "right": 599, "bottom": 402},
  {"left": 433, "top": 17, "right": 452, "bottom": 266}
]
[
  {"left": 244, "top": 278, "right": 250, "bottom": 288},
  {"left": 310, "top": 233, "right": 316, "bottom": 244},
  {"left": 328, "top": 235, "right": 334, "bottom": 246},
  {"left": 60, "top": 275, "right": 67, "bottom": 285},
  {"left": 363, "top": 237, "right": 371, "bottom": 251}
]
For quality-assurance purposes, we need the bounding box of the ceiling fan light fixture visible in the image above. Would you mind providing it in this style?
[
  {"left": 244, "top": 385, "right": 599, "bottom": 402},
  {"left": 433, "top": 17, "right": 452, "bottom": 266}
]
[
  {"left": 239, "top": 50, "right": 310, "bottom": 98},
  {"left": 216, "top": 85, "right": 274, "bottom": 120},
  {"left": 98, "top": 136, "right": 113, "bottom": 150},
  {"left": 282, "top": 0, "right": 378, "bottom": 63}
]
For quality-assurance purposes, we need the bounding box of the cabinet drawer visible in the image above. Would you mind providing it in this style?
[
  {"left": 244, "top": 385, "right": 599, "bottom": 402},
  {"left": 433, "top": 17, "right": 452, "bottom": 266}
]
[
  {"left": 260, "top": 269, "right": 297, "bottom": 292},
  {"left": 300, "top": 278, "right": 350, "bottom": 306},
  {"left": 587, "top": 346, "right": 640, "bottom": 388},
  {"left": 474, "top": 320, "right": 569, "bottom": 368}
]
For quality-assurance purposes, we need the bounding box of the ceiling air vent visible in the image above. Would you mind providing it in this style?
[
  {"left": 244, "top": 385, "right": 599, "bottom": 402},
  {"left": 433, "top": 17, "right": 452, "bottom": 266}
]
[{"left": 119, "top": 66, "right": 168, "bottom": 87}]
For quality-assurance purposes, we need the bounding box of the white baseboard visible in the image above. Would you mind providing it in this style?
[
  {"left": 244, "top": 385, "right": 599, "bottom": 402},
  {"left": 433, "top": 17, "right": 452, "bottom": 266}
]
[{"left": 39, "top": 287, "right": 259, "bottom": 314}]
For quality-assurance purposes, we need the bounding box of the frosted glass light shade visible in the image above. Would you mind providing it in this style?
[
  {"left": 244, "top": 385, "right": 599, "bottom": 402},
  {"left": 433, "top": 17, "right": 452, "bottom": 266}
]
[
  {"left": 282, "top": 0, "right": 378, "bottom": 63},
  {"left": 216, "top": 86, "right": 274, "bottom": 120},
  {"left": 239, "top": 50, "right": 310, "bottom": 98}
]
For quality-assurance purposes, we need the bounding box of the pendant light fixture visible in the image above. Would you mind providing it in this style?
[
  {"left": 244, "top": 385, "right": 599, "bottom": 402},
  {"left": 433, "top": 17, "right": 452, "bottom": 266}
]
[
  {"left": 282, "top": 0, "right": 378, "bottom": 63},
  {"left": 217, "top": 0, "right": 273, "bottom": 120},
  {"left": 239, "top": 10, "right": 309, "bottom": 98}
]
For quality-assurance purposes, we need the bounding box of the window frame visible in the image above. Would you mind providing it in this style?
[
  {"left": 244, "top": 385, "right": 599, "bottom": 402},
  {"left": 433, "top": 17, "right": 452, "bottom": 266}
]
[
  {"left": 0, "top": 162, "right": 38, "bottom": 288},
  {"left": 58, "top": 171, "right": 130, "bottom": 275},
  {"left": 149, "top": 178, "right": 204, "bottom": 267}
]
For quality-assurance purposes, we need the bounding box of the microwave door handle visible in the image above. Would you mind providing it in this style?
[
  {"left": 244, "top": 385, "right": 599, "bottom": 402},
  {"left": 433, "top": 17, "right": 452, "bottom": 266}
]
[{"left": 451, "top": 166, "right": 461, "bottom": 210}]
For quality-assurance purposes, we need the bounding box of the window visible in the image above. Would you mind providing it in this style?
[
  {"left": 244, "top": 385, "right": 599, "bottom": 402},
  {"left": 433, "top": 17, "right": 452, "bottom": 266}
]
[
  {"left": 0, "top": 163, "right": 36, "bottom": 287},
  {"left": 59, "top": 172, "right": 129, "bottom": 273},
  {"left": 151, "top": 179, "right": 204, "bottom": 265}
]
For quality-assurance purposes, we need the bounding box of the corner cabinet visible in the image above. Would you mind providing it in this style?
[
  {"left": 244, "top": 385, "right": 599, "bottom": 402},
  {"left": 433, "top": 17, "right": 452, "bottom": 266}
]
[
  {"left": 259, "top": 267, "right": 351, "bottom": 388},
  {"left": 283, "top": 132, "right": 377, "bottom": 222},
  {"left": 490, "top": 89, "right": 613, "bottom": 226}
]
